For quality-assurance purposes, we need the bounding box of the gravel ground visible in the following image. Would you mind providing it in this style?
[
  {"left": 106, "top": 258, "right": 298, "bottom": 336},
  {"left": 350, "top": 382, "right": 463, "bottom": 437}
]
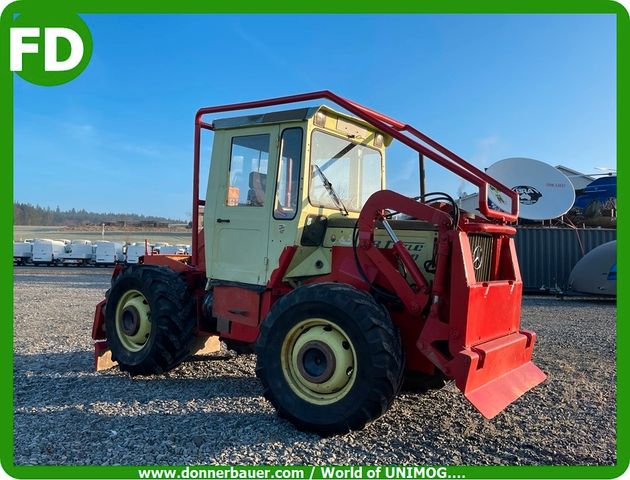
[{"left": 13, "top": 267, "right": 616, "bottom": 465}]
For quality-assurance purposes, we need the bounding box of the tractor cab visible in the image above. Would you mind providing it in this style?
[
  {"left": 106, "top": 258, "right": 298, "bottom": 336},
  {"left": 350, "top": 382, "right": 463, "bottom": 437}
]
[{"left": 203, "top": 106, "right": 390, "bottom": 286}]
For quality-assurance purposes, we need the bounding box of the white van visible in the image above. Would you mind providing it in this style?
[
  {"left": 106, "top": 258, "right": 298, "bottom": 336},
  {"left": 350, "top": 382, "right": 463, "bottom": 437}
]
[
  {"left": 32, "top": 239, "right": 66, "bottom": 265},
  {"left": 13, "top": 241, "right": 33, "bottom": 265},
  {"left": 156, "top": 244, "right": 188, "bottom": 255},
  {"left": 125, "top": 243, "right": 149, "bottom": 264},
  {"left": 60, "top": 240, "right": 94, "bottom": 265},
  {"left": 94, "top": 241, "right": 124, "bottom": 266}
]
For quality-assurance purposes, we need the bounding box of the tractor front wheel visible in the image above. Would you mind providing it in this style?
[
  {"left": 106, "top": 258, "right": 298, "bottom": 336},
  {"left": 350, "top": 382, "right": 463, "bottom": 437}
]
[
  {"left": 256, "top": 283, "right": 404, "bottom": 435},
  {"left": 104, "top": 265, "right": 196, "bottom": 376}
]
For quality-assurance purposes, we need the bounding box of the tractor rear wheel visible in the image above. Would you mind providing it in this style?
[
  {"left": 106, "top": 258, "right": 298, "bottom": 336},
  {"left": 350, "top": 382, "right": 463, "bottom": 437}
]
[
  {"left": 104, "top": 265, "right": 196, "bottom": 376},
  {"left": 256, "top": 283, "right": 404, "bottom": 435}
]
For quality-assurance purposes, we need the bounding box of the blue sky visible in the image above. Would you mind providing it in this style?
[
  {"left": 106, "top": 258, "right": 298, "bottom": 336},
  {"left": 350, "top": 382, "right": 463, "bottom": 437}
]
[{"left": 14, "top": 14, "right": 616, "bottom": 220}]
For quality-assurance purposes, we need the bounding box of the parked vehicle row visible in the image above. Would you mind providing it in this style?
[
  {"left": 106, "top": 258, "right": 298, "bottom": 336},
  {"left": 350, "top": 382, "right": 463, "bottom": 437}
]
[{"left": 13, "top": 239, "right": 190, "bottom": 266}]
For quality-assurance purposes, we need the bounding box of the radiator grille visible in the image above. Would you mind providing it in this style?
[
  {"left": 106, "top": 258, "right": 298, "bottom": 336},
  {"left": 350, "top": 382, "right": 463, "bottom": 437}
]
[{"left": 468, "top": 233, "right": 493, "bottom": 282}]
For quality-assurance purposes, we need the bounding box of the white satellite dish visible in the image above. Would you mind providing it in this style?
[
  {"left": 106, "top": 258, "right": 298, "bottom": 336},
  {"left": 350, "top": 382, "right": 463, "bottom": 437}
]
[{"left": 486, "top": 158, "right": 575, "bottom": 221}]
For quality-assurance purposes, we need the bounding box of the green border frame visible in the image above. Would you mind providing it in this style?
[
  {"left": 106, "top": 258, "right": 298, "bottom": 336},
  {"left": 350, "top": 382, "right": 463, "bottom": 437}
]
[{"left": 2, "top": 0, "right": 627, "bottom": 478}]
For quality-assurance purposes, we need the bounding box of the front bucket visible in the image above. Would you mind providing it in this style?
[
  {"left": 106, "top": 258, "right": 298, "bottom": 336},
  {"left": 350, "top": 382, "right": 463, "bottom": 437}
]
[{"left": 452, "top": 330, "right": 547, "bottom": 419}]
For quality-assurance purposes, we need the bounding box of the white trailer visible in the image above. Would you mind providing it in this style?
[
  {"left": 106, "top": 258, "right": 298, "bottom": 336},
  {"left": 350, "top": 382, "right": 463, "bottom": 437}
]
[
  {"left": 126, "top": 243, "right": 149, "bottom": 264},
  {"left": 14, "top": 241, "right": 33, "bottom": 265},
  {"left": 32, "top": 239, "right": 66, "bottom": 265},
  {"left": 94, "top": 241, "right": 124, "bottom": 266},
  {"left": 60, "top": 240, "right": 94, "bottom": 265}
]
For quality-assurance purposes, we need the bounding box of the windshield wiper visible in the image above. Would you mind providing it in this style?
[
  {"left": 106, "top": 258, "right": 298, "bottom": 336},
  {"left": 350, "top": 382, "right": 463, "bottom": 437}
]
[{"left": 313, "top": 165, "right": 349, "bottom": 216}]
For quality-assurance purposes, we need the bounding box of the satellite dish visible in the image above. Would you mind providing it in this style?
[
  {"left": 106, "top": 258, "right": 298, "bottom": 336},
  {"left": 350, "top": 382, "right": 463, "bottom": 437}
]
[
  {"left": 486, "top": 158, "right": 575, "bottom": 220},
  {"left": 568, "top": 241, "right": 616, "bottom": 297}
]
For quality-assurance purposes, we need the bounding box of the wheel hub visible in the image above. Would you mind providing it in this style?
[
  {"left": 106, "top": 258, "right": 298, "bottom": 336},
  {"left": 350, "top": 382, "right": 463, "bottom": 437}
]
[
  {"left": 297, "top": 341, "right": 336, "bottom": 384},
  {"left": 281, "top": 319, "right": 356, "bottom": 405},
  {"left": 121, "top": 307, "right": 140, "bottom": 336},
  {"left": 114, "top": 289, "right": 152, "bottom": 352}
]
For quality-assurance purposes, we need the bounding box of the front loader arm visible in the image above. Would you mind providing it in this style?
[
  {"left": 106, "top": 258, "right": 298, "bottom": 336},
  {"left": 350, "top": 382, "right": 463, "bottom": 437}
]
[
  {"left": 356, "top": 189, "right": 453, "bottom": 314},
  {"left": 355, "top": 189, "right": 546, "bottom": 419}
]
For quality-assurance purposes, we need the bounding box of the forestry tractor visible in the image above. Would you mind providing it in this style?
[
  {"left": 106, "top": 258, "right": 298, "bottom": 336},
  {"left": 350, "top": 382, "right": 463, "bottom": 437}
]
[{"left": 92, "top": 91, "right": 546, "bottom": 434}]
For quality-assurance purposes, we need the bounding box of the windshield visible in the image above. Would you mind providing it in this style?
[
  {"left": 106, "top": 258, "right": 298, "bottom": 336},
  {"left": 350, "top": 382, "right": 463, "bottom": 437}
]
[{"left": 309, "top": 130, "right": 382, "bottom": 212}]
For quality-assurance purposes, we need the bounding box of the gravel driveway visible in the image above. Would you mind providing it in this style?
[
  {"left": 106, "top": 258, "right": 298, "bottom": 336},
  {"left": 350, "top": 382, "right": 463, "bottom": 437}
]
[{"left": 13, "top": 267, "right": 616, "bottom": 465}]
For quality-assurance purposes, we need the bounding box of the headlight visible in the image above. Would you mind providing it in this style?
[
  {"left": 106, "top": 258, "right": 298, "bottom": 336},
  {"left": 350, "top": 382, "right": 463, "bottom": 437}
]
[{"left": 314, "top": 111, "right": 327, "bottom": 127}]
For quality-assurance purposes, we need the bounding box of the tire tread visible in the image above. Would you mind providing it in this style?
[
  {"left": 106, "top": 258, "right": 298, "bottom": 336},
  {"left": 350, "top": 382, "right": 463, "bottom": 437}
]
[
  {"left": 105, "top": 265, "right": 195, "bottom": 376},
  {"left": 256, "top": 282, "right": 404, "bottom": 435}
]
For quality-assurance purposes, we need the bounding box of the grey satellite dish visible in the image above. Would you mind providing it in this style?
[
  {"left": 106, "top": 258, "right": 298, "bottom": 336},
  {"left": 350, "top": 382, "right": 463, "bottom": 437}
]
[
  {"left": 568, "top": 241, "right": 616, "bottom": 297},
  {"left": 486, "top": 158, "right": 575, "bottom": 220}
]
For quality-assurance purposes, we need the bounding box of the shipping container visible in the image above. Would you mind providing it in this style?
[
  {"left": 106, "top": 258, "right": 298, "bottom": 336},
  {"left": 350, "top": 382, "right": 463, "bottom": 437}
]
[{"left": 514, "top": 227, "right": 616, "bottom": 292}]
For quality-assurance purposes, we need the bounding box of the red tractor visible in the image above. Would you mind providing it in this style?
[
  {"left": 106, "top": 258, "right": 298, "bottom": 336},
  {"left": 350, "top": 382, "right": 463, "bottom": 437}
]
[{"left": 92, "top": 91, "right": 546, "bottom": 434}]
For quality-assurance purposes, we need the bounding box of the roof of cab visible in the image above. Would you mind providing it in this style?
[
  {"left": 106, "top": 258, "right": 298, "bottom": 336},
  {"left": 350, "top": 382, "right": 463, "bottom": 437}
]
[
  {"left": 212, "top": 107, "right": 317, "bottom": 130},
  {"left": 212, "top": 105, "right": 389, "bottom": 139}
]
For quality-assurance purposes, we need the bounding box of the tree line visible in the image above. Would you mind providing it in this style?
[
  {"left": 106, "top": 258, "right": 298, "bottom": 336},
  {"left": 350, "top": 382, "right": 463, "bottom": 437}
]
[{"left": 13, "top": 202, "right": 185, "bottom": 226}]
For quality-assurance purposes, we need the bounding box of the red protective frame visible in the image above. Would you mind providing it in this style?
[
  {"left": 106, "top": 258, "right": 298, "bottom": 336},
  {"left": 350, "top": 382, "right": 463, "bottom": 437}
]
[{"left": 190, "top": 90, "right": 519, "bottom": 267}]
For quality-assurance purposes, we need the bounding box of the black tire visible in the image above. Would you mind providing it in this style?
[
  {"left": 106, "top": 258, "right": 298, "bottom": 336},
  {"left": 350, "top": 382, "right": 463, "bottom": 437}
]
[
  {"left": 104, "top": 265, "right": 196, "bottom": 376},
  {"left": 256, "top": 282, "right": 404, "bottom": 435}
]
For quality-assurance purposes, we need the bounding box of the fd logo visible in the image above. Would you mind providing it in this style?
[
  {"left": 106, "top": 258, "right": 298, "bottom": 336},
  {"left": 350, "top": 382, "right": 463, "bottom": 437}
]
[
  {"left": 8, "top": 9, "right": 93, "bottom": 86},
  {"left": 10, "top": 28, "right": 84, "bottom": 72},
  {"left": 512, "top": 185, "right": 543, "bottom": 205}
]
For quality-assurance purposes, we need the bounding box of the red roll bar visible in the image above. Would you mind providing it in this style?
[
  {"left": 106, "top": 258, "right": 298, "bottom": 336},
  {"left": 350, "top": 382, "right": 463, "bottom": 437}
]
[{"left": 190, "top": 91, "right": 519, "bottom": 266}]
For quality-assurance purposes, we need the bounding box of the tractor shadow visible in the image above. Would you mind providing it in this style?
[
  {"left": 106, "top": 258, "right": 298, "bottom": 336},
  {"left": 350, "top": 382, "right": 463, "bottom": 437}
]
[
  {"left": 14, "top": 350, "right": 303, "bottom": 464},
  {"left": 14, "top": 351, "right": 265, "bottom": 408},
  {"left": 14, "top": 408, "right": 286, "bottom": 465}
]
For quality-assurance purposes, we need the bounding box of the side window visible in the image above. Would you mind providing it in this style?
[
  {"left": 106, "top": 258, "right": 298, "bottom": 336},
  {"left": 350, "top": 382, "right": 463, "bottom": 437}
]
[
  {"left": 274, "top": 128, "right": 303, "bottom": 219},
  {"left": 227, "top": 134, "right": 270, "bottom": 207},
  {"left": 360, "top": 150, "right": 382, "bottom": 206}
]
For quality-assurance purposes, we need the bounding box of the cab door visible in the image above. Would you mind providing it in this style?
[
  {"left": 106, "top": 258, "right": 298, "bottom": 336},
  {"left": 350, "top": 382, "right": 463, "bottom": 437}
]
[{"left": 210, "top": 125, "right": 279, "bottom": 285}]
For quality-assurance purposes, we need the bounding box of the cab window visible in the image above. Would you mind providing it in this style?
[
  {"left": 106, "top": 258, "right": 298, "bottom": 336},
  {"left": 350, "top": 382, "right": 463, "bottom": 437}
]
[
  {"left": 227, "top": 134, "right": 270, "bottom": 207},
  {"left": 309, "top": 130, "right": 382, "bottom": 212},
  {"left": 274, "top": 128, "right": 303, "bottom": 219}
]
